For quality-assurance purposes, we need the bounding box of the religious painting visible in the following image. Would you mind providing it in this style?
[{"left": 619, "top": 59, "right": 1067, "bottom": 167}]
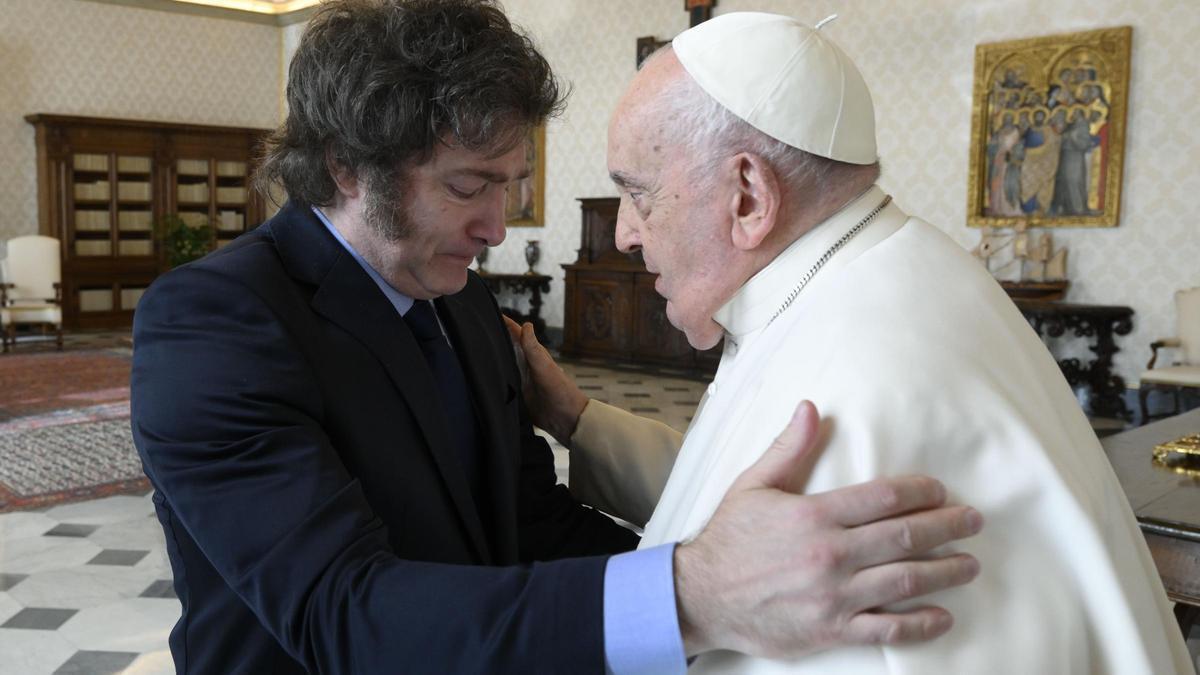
[
  {"left": 966, "top": 26, "right": 1131, "bottom": 228},
  {"left": 506, "top": 124, "right": 545, "bottom": 227}
]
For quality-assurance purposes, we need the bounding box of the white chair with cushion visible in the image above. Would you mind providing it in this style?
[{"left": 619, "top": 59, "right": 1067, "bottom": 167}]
[
  {"left": 1138, "top": 287, "right": 1200, "bottom": 422},
  {"left": 1, "top": 235, "right": 63, "bottom": 352}
]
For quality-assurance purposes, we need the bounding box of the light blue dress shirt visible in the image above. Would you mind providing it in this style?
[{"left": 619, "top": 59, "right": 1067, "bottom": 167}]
[{"left": 312, "top": 207, "right": 685, "bottom": 673}]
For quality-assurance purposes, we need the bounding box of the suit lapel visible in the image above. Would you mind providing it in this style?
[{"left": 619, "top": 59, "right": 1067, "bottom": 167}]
[
  {"left": 271, "top": 204, "right": 491, "bottom": 563},
  {"left": 437, "top": 294, "right": 520, "bottom": 563}
]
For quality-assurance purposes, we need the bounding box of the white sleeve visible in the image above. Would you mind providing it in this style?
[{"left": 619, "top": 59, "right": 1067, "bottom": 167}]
[{"left": 567, "top": 400, "right": 683, "bottom": 528}]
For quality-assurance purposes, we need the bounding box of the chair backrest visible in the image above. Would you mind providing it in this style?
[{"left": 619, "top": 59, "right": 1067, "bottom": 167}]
[
  {"left": 5, "top": 235, "right": 61, "bottom": 303},
  {"left": 1178, "top": 287, "right": 1200, "bottom": 365}
]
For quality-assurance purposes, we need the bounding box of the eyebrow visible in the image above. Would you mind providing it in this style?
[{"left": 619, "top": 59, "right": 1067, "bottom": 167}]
[
  {"left": 449, "top": 168, "right": 531, "bottom": 182},
  {"left": 609, "top": 171, "right": 651, "bottom": 191}
]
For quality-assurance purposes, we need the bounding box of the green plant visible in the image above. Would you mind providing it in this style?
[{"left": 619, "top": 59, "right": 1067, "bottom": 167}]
[{"left": 158, "top": 214, "right": 216, "bottom": 268}]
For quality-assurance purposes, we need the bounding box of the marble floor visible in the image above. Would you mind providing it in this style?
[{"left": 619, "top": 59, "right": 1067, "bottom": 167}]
[
  {"left": 1, "top": 359, "right": 1198, "bottom": 673},
  {"left": 0, "top": 493, "right": 175, "bottom": 674}
]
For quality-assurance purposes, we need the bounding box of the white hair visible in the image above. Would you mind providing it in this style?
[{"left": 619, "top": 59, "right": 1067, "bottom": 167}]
[{"left": 643, "top": 47, "right": 879, "bottom": 208}]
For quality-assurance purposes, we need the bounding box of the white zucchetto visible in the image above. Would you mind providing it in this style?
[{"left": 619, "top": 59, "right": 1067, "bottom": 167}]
[{"left": 672, "top": 12, "right": 878, "bottom": 165}]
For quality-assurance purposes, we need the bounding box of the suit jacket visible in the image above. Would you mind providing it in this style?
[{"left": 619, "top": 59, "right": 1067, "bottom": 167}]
[{"left": 130, "top": 202, "right": 639, "bottom": 674}]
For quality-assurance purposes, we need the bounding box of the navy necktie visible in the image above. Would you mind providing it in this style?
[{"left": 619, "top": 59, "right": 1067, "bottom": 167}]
[{"left": 403, "top": 300, "right": 482, "bottom": 500}]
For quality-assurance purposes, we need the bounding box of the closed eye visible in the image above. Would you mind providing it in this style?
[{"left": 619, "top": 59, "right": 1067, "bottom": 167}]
[
  {"left": 624, "top": 190, "right": 651, "bottom": 217},
  {"left": 448, "top": 182, "right": 488, "bottom": 199}
]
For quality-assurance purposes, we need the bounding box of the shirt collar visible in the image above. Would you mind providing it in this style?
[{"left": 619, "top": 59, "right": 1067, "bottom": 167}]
[
  {"left": 712, "top": 185, "right": 887, "bottom": 339},
  {"left": 311, "top": 206, "right": 415, "bottom": 316}
]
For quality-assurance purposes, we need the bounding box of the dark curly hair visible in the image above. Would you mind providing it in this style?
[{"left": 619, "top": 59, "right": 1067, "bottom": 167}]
[{"left": 256, "top": 0, "right": 565, "bottom": 207}]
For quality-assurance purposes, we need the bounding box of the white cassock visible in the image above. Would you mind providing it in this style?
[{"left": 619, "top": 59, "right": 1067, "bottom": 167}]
[{"left": 568, "top": 186, "right": 1193, "bottom": 674}]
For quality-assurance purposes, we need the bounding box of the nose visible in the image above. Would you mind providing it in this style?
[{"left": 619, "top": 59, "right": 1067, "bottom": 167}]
[
  {"left": 614, "top": 203, "right": 641, "bottom": 254},
  {"left": 471, "top": 189, "right": 508, "bottom": 246}
]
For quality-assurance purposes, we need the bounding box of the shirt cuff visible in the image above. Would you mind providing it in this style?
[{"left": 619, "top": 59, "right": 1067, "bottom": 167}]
[{"left": 603, "top": 543, "right": 686, "bottom": 675}]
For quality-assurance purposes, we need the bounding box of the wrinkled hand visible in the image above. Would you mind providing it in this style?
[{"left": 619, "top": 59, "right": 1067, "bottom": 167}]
[
  {"left": 503, "top": 316, "right": 589, "bottom": 445},
  {"left": 675, "top": 401, "right": 983, "bottom": 659}
]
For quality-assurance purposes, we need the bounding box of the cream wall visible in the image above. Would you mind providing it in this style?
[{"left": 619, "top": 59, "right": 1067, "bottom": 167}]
[
  {"left": 15, "top": 0, "right": 1196, "bottom": 387},
  {"left": 282, "top": 20, "right": 304, "bottom": 99},
  {"left": 0, "top": 0, "right": 282, "bottom": 246},
  {"left": 488, "top": 0, "right": 1197, "bottom": 386},
  {"left": 493, "top": 0, "right": 686, "bottom": 329}
]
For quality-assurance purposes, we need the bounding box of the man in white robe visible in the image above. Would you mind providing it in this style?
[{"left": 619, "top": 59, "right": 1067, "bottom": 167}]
[{"left": 511, "top": 12, "right": 1192, "bottom": 674}]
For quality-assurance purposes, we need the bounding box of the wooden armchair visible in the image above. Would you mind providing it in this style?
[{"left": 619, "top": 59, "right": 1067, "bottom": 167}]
[
  {"left": 1138, "top": 287, "right": 1200, "bottom": 422},
  {"left": 1, "top": 235, "right": 63, "bottom": 353}
]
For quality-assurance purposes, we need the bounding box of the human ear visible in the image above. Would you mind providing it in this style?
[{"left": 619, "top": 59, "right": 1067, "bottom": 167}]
[
  {"left": 325, "top": 147, "right": 360, "bottom": 199},
  {"left": 728, "top": 153, "right": 780, "bottom": 251}
]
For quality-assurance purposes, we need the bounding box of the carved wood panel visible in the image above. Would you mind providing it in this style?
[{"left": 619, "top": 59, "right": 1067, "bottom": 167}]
[
  {"left": 578, "top": 197, "right": 641, "bottom": 267},
  {"left": 575, "top": 274, "right": 631, "bottom": 354},
  {"left": 561, "top": 198, "right": 717, "bottom": 373},
  {"left": 634, "top": 273, "right": 692, "bottom": 361}
]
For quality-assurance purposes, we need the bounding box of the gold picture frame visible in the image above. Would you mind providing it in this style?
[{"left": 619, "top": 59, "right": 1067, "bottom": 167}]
[
  {"left": 966, "top": 26, "right": 1131, "bottom": 228},
  {"left": 506, "top": 125, "right": 545, "bottom": 228}
]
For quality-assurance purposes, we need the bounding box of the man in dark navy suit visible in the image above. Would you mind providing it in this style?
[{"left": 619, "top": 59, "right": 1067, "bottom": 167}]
[{"left": 130, "top": 1, "right": 983, "bottom": 672}]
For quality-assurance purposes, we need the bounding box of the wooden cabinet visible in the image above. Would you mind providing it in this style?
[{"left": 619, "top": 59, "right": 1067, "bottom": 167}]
[
  {"left": 561, "top": 198, "right": 719, "bottom": 372},
  {"left": 26, "top": 114, "right": 270, "bottom": 330},
  {"left": 633, "top": 273, "right": 694, "bottom": 363},
  {"left": 572, "top": 271, "right": 633, "bottom": 356}
]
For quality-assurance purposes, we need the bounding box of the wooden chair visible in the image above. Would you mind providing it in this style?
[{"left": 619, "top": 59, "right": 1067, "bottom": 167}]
[
  {"left": 1138, "top": 287, "right": 1200, "bottom": 422},
  {"left": 1, "top": 235, "right": 63, "bottom": 352}
]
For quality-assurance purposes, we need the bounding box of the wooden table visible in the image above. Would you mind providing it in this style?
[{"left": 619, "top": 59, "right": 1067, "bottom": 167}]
[
  {"left": 477, "top": 272, "right": 552, "bottom": 344},
  {"left": 1101, "top": 408, "right": 1200, "bottom": 630},
  {"left": 1015, "top": 300, "right": 1134, "bottom": 420}
]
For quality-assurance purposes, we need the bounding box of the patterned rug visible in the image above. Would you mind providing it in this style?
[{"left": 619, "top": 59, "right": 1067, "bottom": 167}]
[
  {"left": 0, "top": 348, "right": 133, "bottom": 418},
  {"left": 0, "top": 348, "right": 148, "bottom": 512}
]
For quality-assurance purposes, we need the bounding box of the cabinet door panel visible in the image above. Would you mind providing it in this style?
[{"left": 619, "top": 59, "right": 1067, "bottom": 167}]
[
  {"left": 579, "top": 198, "right": 642, "bottom": 267},
  {"left": 633, "top": 274, "right": 693, "bottom": 364},
  {"left": 575, "top": 274, "right": 632, "bottom": 355}
]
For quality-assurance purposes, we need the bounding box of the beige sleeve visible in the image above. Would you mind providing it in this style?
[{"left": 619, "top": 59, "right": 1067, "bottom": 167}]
[{"left": 567, "top": 399, "right": 684, "bottom": 528}]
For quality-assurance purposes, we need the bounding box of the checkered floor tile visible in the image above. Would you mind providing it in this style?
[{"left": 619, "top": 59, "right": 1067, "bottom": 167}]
[{"left": 0, "top": 493, "right": 173, "bottom": 674}]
